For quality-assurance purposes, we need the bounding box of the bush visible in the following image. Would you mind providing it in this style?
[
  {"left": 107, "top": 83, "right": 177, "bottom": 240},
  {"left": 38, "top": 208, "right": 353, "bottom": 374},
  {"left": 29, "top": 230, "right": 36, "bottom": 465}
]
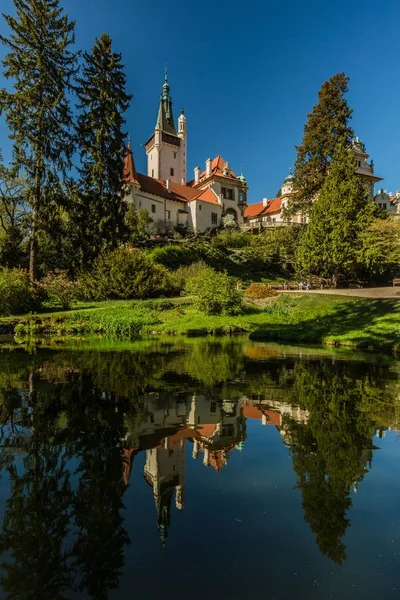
[
  {"left": 211, "top": 231, "right": 252, "bottom": 250},
  {"left": 169, "top": 261, "right": 209, "bottom": 294},
  {"left": 79, "top": 246, "right": 172, "bottom": 300},
  {"left": 0, "top": 268, "right": 40, "bottom": 316},
  {"left": 149, "top": 244, "right": 200, "bottom": 269},
  {"left": 245, "top": 283, "right": 278, "bottom": 299},
  {"left": 185, "top": 266, "right": 243, "bottom": 315},
  {"left": 40, "top": 270, "right": 79, "bottom": 310}
]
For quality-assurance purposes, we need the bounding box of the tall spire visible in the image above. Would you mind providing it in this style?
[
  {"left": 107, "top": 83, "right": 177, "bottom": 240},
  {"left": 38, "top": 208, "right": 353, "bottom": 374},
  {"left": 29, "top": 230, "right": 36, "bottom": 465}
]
[{"left": 155, "top": 66, "right": 176, "bottom": 135}]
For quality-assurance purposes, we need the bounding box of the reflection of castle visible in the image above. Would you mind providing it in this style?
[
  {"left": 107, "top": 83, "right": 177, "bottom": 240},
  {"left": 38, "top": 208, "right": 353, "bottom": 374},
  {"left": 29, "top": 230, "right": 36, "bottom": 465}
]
[{"left": 122, "top": 395, "right": 307, "bottom": 543}]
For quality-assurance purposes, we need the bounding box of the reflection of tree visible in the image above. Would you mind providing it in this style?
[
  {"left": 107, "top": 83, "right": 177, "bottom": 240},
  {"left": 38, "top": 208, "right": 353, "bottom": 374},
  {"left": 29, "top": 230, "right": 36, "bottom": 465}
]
[
  {"left": 282, "top": 361, "right": 380, "bottom": 565},
  {"left": 68, "top": 377, "right": 130, "bottom": 600},
  {"left": 0, "top": 382, "right": 74, "bottom": 599}
]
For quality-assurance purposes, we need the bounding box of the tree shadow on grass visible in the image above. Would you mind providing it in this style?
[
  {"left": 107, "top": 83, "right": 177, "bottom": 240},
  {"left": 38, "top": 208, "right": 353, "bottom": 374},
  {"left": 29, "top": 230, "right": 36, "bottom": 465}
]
[{"left": 250, "top": 298, "right": 400, "bottom": 350}]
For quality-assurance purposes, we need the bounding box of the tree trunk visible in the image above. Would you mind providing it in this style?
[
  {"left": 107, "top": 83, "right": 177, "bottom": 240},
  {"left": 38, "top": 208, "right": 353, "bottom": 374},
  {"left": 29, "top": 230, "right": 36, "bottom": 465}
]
[{"left": 29, "top": 224, "right": 37, "bottom": 282}]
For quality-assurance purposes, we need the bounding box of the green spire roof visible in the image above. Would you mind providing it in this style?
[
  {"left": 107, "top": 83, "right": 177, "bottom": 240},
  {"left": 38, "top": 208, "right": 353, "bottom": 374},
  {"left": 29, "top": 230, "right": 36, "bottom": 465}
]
[{"left": 156, "top": 67, "right": 176, "bottom": 135}]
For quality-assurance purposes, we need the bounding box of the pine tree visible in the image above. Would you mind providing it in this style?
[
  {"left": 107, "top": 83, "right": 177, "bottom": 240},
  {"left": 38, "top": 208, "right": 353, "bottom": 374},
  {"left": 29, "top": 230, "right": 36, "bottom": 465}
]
[
  {"left": 296, "top": 144, "right": 378, "bottom": 283},
  {"left": 291, "top": 73, "right": 354, "bottom": 216},
  {"left": 75, "top": 33, "right": 131, "bottom": 268},
  {"left": 0, "top": 0, "right": 76, "bottom": 280}
]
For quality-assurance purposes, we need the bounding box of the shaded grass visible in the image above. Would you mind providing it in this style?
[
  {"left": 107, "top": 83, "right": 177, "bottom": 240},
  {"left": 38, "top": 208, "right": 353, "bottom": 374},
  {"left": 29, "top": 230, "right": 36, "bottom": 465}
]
[{"left": 6, "top": 294, "right": 400, "bottom": 352}]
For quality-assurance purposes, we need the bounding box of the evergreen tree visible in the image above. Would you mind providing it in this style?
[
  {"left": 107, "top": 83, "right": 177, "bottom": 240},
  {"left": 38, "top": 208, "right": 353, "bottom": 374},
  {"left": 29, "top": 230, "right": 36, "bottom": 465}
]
[
  {"left": 0, "top": 0, "right": 76, "bottom": 280},
  {"left": 291, "top": 73, "right": 354, "bottom": 216},
  {"left": 75, "top": 33, "right": 131, "bottom": 268},
  {"left": 296, "top": 144, "right": 378, "bottom": 283}
]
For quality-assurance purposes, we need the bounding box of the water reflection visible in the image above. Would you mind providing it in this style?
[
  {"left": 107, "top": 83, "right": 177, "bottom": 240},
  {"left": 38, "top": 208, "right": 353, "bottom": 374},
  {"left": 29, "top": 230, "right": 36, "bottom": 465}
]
[{"left": 0, "top": 340, "right": 398, "bottom": 598}]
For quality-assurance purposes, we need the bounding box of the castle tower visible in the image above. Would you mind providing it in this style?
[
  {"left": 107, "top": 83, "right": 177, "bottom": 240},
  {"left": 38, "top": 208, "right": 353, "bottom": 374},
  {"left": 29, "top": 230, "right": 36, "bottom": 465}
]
[{"left": 145, "top": 68, "right": 187, "bottom": 185}]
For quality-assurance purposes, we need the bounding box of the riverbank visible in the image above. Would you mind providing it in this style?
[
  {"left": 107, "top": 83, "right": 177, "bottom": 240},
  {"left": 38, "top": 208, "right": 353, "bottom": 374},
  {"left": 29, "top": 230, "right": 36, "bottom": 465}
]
[{"left": 4, "top": 293, "right": 400, "bottom": 353}]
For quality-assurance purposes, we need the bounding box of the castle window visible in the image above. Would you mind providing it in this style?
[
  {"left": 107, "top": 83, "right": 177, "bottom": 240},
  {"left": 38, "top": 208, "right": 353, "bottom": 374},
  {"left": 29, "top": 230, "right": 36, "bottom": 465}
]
[
  {"left": 221, "top": 187, "right": 233, "bottom": 200},
  {"left": 199, "top": 204, "right": 202, "bottom": 211},
  {"left": 170, "top": 168, "right": 174, "bottom": 176},
  {"left": 151, "top": 204, "right": 156, "bottom": 213},
  {"left": 211, "top": 212, "right": 218, "bottom": 225},
  {"left": 239, "top": 190, "right": 243, "bottom": 203},
  {"left": 173, "top": 152, "right": 177, "bottom": 159},
  {"left": 152, "top": 169, "right": 154, "bottom": 177},
  {"left": 166, "top": 210, "right": 171, "bottom": 220},
  {"left": 357, "top": 160, "right": 361, "bottom": 167}
]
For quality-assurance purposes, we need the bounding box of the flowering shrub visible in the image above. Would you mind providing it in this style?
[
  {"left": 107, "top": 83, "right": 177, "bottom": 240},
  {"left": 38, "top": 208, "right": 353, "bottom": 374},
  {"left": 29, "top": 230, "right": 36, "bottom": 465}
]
[
  {"left": 245, "top": 283, "right": 278, "bottom": 299},
  {"left": 41, "top": 270, "right": 79, "bottom": 310}
]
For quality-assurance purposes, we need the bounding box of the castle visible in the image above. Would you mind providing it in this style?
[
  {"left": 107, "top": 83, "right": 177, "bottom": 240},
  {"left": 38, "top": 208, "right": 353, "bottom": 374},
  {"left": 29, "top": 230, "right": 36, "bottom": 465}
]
[
  {"left": 123, "top": 69, "right": 248, "bottom": 233},
  {"left": 123, "top": 72, "right": 399, "bottom": 233}
]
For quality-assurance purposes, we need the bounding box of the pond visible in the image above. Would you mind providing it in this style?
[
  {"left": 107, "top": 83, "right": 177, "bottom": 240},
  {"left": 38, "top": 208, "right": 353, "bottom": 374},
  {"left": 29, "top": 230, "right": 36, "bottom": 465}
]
[{"left": 0, "top": 337, "right": 398, "bottom": 599}]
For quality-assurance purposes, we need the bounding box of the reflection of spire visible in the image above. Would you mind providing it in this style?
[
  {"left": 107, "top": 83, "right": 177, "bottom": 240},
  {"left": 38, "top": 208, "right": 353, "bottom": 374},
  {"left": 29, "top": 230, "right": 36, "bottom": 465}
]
[{"left": 156, "top": 488, "right": 173, "bottom": 546}]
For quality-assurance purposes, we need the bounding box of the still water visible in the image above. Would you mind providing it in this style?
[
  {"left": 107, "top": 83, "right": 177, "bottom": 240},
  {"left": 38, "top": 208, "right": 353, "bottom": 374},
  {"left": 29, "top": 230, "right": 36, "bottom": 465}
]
[{"left": 0, "top": 338, "right": 398, "bottom": 599}]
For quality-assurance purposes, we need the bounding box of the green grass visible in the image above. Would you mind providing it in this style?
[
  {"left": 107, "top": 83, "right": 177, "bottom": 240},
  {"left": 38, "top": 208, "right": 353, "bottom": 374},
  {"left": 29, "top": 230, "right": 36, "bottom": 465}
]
[{"left": 5, "top": 293, "right": 400, "bottom": 352}]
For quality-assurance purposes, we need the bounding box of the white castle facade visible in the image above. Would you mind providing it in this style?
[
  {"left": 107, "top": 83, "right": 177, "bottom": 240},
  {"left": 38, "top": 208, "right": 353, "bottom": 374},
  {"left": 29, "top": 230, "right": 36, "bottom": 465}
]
[{"left": 123, "top": 73, "right": 399, "bottom": 234}]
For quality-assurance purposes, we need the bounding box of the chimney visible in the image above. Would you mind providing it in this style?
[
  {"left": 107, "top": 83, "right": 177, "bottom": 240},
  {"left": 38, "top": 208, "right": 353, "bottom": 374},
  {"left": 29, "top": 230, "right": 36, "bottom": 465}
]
[
  {"left": 194, "top": 166, "right": 200, "bottom": 184},
  {"left": 262, "top": 197, "right": 268, "bottom": 207},
  {"left": 206, "top": 158, "right": 212, "bottom": 177},
  {"left": 166, "top": 179, "right": 171, "bottom": 193}
]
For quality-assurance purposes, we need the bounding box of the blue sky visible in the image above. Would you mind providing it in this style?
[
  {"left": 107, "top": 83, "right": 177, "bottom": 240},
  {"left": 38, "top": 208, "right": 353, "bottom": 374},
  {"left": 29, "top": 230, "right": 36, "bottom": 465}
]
[{"left": 0, "top": 0, "right": 399, "bottom": 202}]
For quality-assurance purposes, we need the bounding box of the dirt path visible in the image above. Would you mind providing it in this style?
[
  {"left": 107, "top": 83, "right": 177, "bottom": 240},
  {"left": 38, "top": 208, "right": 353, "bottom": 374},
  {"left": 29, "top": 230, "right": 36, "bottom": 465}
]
[{"left": 281, "top": 287, "right": 400, "bottom": 299}]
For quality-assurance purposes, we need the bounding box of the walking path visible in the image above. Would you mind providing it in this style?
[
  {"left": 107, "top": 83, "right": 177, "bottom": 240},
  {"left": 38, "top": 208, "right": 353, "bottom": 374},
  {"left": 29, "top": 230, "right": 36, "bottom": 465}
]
[{"left": 281, "top": 287, "right": 400, "bottom": 299}]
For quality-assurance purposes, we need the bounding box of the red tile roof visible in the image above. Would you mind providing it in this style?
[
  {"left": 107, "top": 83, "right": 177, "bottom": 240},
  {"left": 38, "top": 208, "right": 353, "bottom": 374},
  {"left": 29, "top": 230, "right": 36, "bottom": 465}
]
[
  {"left": 244, "top": 197, "right": 282, "bottom": 218},
  {"left": 136, "top": 173, "right": 199, "bottom": 203},
  {"left": 123, "top": 147, "right": 221, "bottom": 206},
  {"left": 191, "top": 187, "right": 220, "bottom": 206},
  {"left": 122, "top": 144, "right": 139, "bottom": 185},
  {"left": 197, "top": 155, "right": 237, "bottom": 180}
]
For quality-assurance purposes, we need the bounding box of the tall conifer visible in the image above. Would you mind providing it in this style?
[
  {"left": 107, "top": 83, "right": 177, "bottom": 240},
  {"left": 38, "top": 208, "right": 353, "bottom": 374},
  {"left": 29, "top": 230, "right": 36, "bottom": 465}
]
[
  {"left": 75, "top": 33, "right": 131, "bottom": 267},
  {"left": 296, "top": 144, "right": 377, "bottom": 283},
  {"left": 0, "top": 0, "right": 76, "bottom": 279},
  {"left": 291, "top": 73, "right": 354, "bottom": 216}
]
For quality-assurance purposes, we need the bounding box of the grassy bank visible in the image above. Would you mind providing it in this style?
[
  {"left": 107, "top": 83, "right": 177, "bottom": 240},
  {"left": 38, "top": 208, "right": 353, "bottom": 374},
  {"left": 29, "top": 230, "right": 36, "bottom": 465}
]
[{"left": 5, "top": 293, "right": 400, "bottom": 353}]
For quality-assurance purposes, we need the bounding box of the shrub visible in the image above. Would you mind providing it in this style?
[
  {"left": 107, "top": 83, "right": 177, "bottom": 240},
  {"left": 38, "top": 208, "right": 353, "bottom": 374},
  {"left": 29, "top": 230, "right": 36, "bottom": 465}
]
[
  {"left": 79, "top": 246, "right": 172, "bottom": 300},
  {"left": 245, "top": 283, "right": 278, "bottom": 299},
  {"left": 0, "top": 268, "right": 40, "bottom": 316},
  {"left": 169, "top": 261, "right": 209, "bottom": 294},
  {"left": 185, "top": 266, "right": 243, "bottom": 315},
  {"left": 40, "top": 270, "right": 79, "bottom": 310},
  {"left": 149, "top": 244, "right": 199, "bottom": 269},
  {"left": 211, "top": 231, "right": 252, "bottom": 250}
]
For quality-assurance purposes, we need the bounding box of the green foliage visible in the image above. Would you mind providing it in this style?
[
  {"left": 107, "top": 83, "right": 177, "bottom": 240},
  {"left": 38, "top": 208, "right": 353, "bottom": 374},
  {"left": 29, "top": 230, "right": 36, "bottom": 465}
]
[
  {"left": 40, "top": 270, "right": 79, "bottom": 310},
  {"left": 291, "top": 73, "right": 354, "bottom": 216},
  {"left": 185, "top": 266, "right": 243, "bottom": 315},
  {"left": 149, "top": 244, "right": 200, "bottom": 269},
  {"left": 0, "top": 164, "right": 27, "bottom": 267},
  {"left": 211, "top": 231, "right": 252, "bottom": 250},
  {"left": 245, "top": 283, "right": 278, "bottom": 299},
  {"left": 125, "top": 205, "right": 152, "bottom": 244},
  {"left": 79, "top": 246, "right": 171, "bottom": 301},
  {"left": 297, "top": 145, "right": 378, "bottom": 282},
  {"left": 168, "top": 261, "right": 209, "bottom": 294},
  {"left": 0, "top": 268, "right": 40, "bottom": 315},
  {"left": 74, "top": 33, "right": 131, "bottom": 267},
  {"left": 0, "top": 0, "right": 77, "bottom": 279},
  {"left": 359, "top": 218, "right": 400, "bottom": 276}
]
